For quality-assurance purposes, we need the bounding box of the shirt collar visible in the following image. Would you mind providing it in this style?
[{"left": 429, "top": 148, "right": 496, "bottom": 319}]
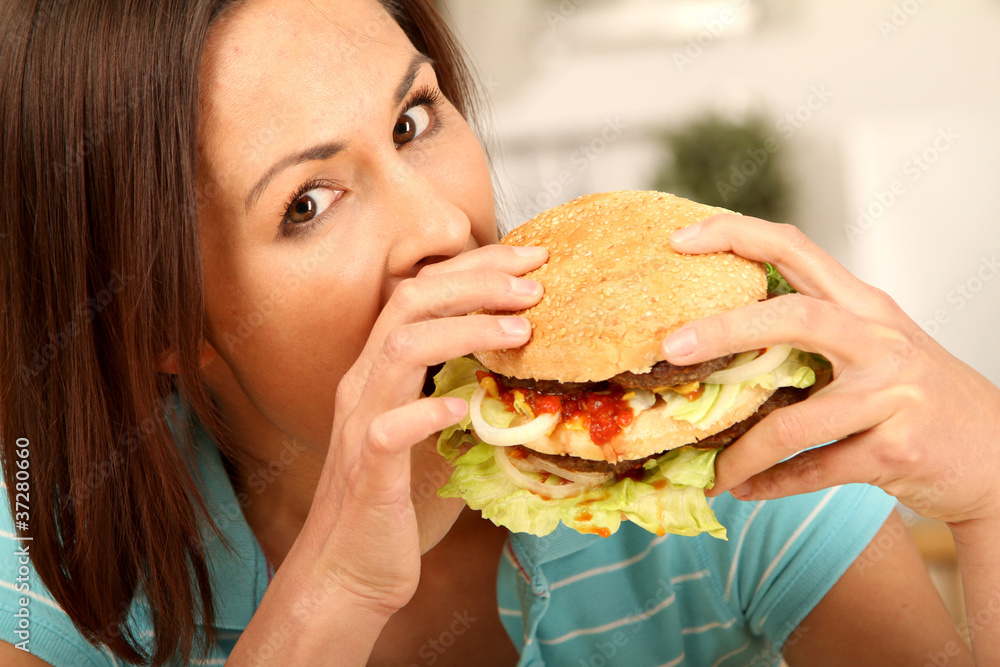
[{"left": 508, "top": 524, "right": 604, "bottom": 567}]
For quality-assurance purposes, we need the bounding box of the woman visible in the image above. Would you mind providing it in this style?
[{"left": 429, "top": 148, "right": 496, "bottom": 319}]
[{"left": 1, "top": 0, "right": 997, "bottom": 665}]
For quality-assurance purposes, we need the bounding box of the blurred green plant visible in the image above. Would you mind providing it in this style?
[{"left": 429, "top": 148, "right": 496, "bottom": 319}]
[{"left": 653, "top": 113, "right": 791, "bottom": 223}]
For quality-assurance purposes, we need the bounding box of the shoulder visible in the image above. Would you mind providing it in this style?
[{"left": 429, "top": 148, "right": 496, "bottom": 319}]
[{"left": 0, "top": 489, "right": 119, "bottom": 667}]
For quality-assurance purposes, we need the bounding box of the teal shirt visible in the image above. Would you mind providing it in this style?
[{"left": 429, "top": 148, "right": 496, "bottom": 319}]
[
  {"left": 498, "top": 487, "right": 896, "bottom": 666},
  {"left": 0, "top": 393, "right": 895, "bottom": 665}
]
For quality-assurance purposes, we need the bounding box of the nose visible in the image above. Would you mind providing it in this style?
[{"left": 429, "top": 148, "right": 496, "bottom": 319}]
[{"left": 380, "top": 160, "right": 473, "bottom": 289}]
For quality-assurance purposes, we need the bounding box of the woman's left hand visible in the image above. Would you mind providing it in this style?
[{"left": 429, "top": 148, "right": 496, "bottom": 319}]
[{"left": 660, "top": 214, "right": 1000, "bottom": 526}]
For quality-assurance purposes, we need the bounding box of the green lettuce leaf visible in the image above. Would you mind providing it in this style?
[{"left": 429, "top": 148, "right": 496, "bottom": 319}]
[
  {"left": 438, "top": 440, "right": 726, "bottom": 539},
  {"left": 765, "top": 262, "right": 796, "bottom": 295}
]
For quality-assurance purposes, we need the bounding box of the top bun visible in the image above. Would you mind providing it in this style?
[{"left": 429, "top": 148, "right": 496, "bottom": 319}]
[{"left": 474, "top": 191, "right": 766, "bottom": 382}]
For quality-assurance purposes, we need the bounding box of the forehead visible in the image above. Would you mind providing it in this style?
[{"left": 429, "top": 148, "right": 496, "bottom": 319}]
[{"left": 197, "top": 0, "right": 416, "bottom": 195}]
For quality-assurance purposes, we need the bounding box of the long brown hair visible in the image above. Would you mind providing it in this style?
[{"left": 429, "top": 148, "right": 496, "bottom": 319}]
[{"left": 0, "top": 0, "right": 481, "bottom": 664}]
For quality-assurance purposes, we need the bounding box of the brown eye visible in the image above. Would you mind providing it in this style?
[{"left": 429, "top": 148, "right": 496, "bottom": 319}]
[
  {"left": 393, "top": 106, "right": 431, "bottom": 147},
  {"left": 284, "top": 187, "right": 340, "bottom": 224}
]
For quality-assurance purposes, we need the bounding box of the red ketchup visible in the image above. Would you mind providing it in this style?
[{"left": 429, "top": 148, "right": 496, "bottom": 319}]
[{"left": 477, "top": 372, "right": 642, "bottom": 495}]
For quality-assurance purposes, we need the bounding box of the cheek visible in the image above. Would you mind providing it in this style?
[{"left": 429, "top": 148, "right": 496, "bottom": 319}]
[{"left": 203, "top": 238, "right": 381, "bottom": 437}]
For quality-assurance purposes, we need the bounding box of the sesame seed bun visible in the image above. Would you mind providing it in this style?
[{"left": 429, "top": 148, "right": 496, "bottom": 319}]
[{"left": 474, "top": 190, "right": 767, "bottom": 383}]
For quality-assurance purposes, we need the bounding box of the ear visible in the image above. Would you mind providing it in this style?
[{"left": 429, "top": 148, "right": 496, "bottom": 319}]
[{"left": 155, "top": 340, "right": 219, "bottom": 375}]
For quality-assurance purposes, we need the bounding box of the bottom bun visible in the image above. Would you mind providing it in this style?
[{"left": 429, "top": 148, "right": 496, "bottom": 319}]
[{"left": 520, "top": 383, "right": 775, "bottom": 462}]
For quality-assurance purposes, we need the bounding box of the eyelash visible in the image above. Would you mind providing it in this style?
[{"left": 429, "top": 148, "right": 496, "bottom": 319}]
[{"left": 278, "top": 86, "right": 446, "bottom": 240}]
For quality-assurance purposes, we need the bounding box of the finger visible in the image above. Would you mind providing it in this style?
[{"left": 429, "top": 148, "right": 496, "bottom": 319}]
[
  {"left": 706, "top": 384, "right": 892, "bottom": 497},
  {"left": 361, "top": 313, "right": 533, "bottom": 412},
  {"left": 351, "top": 269, "right": 544, "bottom": 389},
  {"left": 353, "top": 396, "right": 468, "bottom": 504},
  {"left": 387, "top": 269, "right": 545, "bottom": 321},
  {"left": 669, "top": 215, "right": 874, "bottom": 307},
  {"left": 416, "top": 243, "right": 548, "bottom": 278},
  {"left": 661, "top": 292, "right": 874, "bottom": 368},
  {"left": 721, "top": 434, "right": 880, "bottom": 501}
]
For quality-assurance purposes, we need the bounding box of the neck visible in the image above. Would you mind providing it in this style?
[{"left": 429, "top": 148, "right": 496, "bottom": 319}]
[
  {"left": 208, "top": 387, "right": 329, "bottom": 570},
  {"left": 234, "top": 447, "right": 325, "bottom": 570}
]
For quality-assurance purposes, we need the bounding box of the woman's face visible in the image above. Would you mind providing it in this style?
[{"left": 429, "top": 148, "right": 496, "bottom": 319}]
[{"left": 195, "top": 0, "right": 497, "bottom": 453}]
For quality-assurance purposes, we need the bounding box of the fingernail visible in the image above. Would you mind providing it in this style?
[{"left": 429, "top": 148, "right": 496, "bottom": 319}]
[
  {"left": 444, "top": 397, "right": 468, "bottom": 419},
  {"left": 669, "top": 224, "right": 701, "bottom": 244},
  {"left": 513, "top": 245, "right": 548, "bottom": 259},
  {"left": 730, "top": 482, "right": 752, "bottom": 499},
  {"left": 512, "top": 278, "right": 542, "bottom": 296},
  {"left": 499, "top": 317, "right": 531, "bottom": 336},
  {"left": 662, "top": 327, "right": 697, "bottom": 358}
]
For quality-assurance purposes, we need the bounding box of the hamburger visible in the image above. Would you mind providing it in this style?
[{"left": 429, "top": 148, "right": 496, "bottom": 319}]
[{"left": 430, "top": 191, "right": 824, "bottom": 539}]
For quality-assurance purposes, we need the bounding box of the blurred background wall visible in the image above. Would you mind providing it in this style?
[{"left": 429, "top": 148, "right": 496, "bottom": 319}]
[{"left": 439, "top": 0, "right": 1000, "bottom": 393}]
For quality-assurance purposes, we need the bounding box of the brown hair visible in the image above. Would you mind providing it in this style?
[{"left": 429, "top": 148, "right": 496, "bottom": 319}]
[{"left": 0, "top": 0, "right": 481, "bottom": 664}]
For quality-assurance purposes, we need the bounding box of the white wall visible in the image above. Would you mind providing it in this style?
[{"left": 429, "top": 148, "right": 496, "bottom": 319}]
[{"left": 442, "top": 0, "right": 1000, "bottom": 385}]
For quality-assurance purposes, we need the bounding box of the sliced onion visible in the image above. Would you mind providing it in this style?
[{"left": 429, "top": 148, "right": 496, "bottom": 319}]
[
  {"left": 509, "top": 452, "right": 542, "bottom": 473},
  {"left": 470, "top": 386, "right": 560, "bottom": 447},
  {"left": 626, "top": 387, "right": 656, "bottom": 412},
  {"left": 704, "top": 344, "right": 793, "bottom": 385},
  {"left": 526, "top": 454, "right": 614, "bottom": 485},
  {"left": 493, "top": 446, "right": 590, "bottom": 498}
]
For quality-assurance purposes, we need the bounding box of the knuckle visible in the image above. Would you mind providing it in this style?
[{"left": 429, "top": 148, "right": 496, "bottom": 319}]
[
  {"left": 888, "top": 381, "right": 928, "bottom": 409},
  {"left": 693, "top": 314, "right": 729, "bottom": 352},
  {"left": 754, "top": 471, "right": 782, "bottom": 498},
  {"left": 365, "top": 417, "right": 392, "bottom": 454},
  {"left": 873, "top": 438, "right": 920, "bottom": 470},
  {"left": 770, "top": 408, "right": 808, "bottom": 454},
  {"left": 335, "top": 373, "right": 360, "bottom": 411},
  {"left": 382, "top": 326, "right": 416, "bottom": 364},
  {"left": 785, "top": 293, "right": 815, "bottom": 331},
  {"left": 792, "top": 451, "right": 825, "bottom": 488},
  {"left": 867, "top": 285, "right": 901, "bottom": 314},
  {"left": 780, "top": 223, "right": 811, "bottom": 254},
  {"left": 474, "top": 268, "right": 501, "bottom": 293},
  {"left": 765, "top": 224, "right": 809, "bottom": 267},
  {"left": 393, "top": 277, "right": 421, "bottom": 307}
]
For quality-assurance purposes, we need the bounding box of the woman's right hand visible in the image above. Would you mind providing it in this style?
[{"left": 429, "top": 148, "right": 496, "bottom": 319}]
[{"left": 285, "top": 243, "right": 548, "bottom": 618}]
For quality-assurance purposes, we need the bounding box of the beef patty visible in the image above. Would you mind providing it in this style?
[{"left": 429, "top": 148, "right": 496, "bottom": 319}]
[
  {"left": 523, "top": 386, "right": 810, "bottom": 476},
  {"left": 607, "top": 354, "right": 735, "bottom": 390},
  {"left": 498, "top": 353, "right": 735, "bottom": 395}
]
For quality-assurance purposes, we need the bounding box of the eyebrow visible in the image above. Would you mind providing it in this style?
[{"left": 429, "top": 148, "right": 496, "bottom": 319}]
[{"left": 243, "top": 52, "right": 435, "bottom": 214}]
